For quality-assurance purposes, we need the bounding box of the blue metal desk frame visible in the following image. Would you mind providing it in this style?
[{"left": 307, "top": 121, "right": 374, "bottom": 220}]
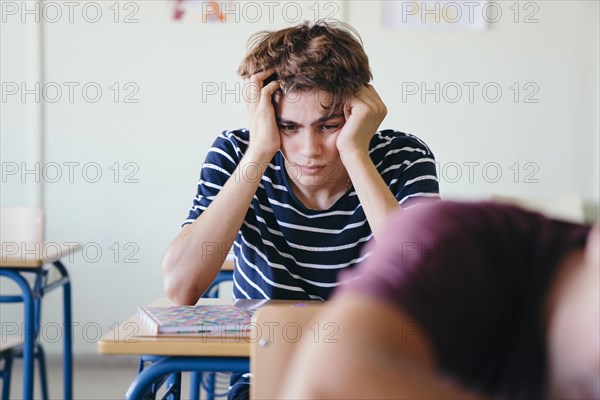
[
  {"left": 134, "top": 269, "right": 235, "bottom": 400},
  {"left": 0, "top": 261, "right": 72, "bottom": 400},
  {"left": 127, "top": 357, "right": 249, "bottom": 400}
]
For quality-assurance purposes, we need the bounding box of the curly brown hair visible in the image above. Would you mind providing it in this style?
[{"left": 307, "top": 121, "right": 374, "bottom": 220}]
[{"left": 237, "top": 20, "right": 372, "bottom": 114}]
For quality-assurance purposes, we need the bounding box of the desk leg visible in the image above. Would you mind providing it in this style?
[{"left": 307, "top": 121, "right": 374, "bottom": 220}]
[
  {"left": 206, "top": 372, "right": 215, "bottom": 400},
  {"left": 1, "top": 350, "right": 14, "bottom": 400},
  {"left": 53, "top": 261, "right": 73, "bottom": 400},
  {"left": 189, "top": 372, "right": 200, "bottom": 400},
  {"left": 125, "top": 357, "right": 249, "bottom": 400},
  {"left": 0, "top": 270, "right": 35, "bottom": 400}
]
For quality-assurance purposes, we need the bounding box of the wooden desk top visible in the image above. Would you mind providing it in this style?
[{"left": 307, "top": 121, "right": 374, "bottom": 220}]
[
  {"left": 0, "top": 336, "right": 23, "bottom": 352},
  {"left": 97, "top": 298, "right": 313, "bottom": 357},
  {"left": 0, "top": 243, "right": 81, "bottom": 268}
]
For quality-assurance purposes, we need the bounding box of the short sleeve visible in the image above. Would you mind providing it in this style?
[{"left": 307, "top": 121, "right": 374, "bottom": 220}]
[
  {"left": 182, "top": 130, "right": 246, "bottom": 226},
  {"left": 374, "top": 131, "right": 440, "bottom": 208}
]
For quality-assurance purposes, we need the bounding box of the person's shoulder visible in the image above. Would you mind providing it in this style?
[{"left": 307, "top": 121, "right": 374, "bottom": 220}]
[
  {"left": 388, "top": 200, "right": 558, "bottom": 239},
  {"left": 210, "top": 128, "right": 250, "bottom": 156},
  {"left": 371, "top": 129, "right": 434, "bottom": 155},
  {"left": 218, "top": 128, "right": 250, "bottom": 146},
  {"left": 397, "top": 200, "right": 522, "bottom": 221}
]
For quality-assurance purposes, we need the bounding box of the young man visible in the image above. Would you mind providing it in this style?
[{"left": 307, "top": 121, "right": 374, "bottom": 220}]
[
  {"left": 162, "top": 21, "right": 439, "bottom": 304},
  {"left": 281, "top": 201, "right": 599, "bottom": 400},
  {"left": 161, "top": 21, "right": 439, "bottom": 399}
]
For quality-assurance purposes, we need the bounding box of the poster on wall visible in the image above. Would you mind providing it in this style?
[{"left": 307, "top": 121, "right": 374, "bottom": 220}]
[
  {"left": 170, "top": 0, "right": 345, "bottom": 23},
  {"left": 172, "top": 0, "right": 230, "bottom": 21},
  {"left": 383, "top": 1, "right": 490, "bottom": 31}
]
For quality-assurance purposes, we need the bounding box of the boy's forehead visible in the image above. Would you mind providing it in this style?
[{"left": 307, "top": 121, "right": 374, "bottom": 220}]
[
  {"left": 274, "top": 90, "right": 339, "bottom": 116},
  {"left": 275, "top": 89, "right": 332, "bottom": 103}
]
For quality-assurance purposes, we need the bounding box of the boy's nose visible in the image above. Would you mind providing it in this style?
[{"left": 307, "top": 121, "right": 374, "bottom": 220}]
[{"left": 300, "top": 131, "right": 322, "bottom": 159}]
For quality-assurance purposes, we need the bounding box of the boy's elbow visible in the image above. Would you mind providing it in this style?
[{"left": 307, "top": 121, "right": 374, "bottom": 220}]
[
  {"left": 166, "top": 287, "right": 198, "bottom": 306},
  {"left": 164, "top": 275, "right": 199, "bottom": 306},
  {"left": 162, "top": 253, "right": 199, "bottom": 306}
]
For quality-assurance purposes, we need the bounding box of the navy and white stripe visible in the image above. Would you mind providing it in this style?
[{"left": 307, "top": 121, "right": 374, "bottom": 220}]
[{"left": 183, "top": 128, "right": 439, "bottom": 300}]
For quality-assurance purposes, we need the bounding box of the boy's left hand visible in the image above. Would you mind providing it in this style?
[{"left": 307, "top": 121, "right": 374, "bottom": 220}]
[{"left": 336, "top": 85, "right": 387, "bottom": 156}]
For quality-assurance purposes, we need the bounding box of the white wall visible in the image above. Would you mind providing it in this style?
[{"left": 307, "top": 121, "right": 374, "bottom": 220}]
[
  {"left": 1, "top": 0, "right": 598, "bottom": 355},
  {"left": 349, "top": 1, "right": 600, "bottom": 202},
  {"left": 0, "top": 2, "right": 43, "bottom": 207}
]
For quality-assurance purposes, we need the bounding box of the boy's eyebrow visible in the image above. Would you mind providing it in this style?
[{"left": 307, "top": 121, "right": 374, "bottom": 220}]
[{"left": 276, "top": 114, "right": 344, "bottom": 126}]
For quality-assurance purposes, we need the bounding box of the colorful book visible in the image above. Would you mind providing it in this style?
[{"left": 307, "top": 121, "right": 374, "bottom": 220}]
[{"left": 138, "top": 304, "right": 253, "bottom": 335}]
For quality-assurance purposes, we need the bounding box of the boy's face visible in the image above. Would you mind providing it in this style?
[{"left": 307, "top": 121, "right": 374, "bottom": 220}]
[{"left": 273, "top": 90, "right": 349, "bottom": 191}]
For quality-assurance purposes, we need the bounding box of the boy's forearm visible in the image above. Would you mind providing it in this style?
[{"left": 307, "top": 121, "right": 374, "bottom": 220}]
[
  {"left": 162, "top": 150, "right": 272, "bottom": 304},
  {"left": 340, "top": 150, "right": 401, "bottom": 239}
]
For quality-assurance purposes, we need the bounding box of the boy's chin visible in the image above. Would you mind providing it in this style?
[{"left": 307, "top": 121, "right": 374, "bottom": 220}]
[{"left": 294, "top": 178, "right": 328, "bottom": 188}]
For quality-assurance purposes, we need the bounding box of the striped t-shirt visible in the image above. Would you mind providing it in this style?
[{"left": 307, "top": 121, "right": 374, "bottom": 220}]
[{"left": 183, "top": 128, "right": 439, "bottom": 300}]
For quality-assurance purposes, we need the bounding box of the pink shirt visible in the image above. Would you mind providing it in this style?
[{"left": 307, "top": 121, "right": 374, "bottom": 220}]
[{"left": 337, "top": 201, "right": 590, "bottom": 399}]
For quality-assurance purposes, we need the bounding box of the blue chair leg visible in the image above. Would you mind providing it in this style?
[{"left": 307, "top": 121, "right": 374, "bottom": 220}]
[
  {"left": 139, "top": 356, "right": 185, "bottom": 400},
  {"left": 189, "top": 372, "right": 201, "bottom": 400},
  {"left": 138, "top": 356, "right": 146, "bottom": 374},
  {"left": 63, "top": 279, "right": 73, "bottom": 400},
  {"left": 0, "top": 270, "right": 36, "bottom": 400},
  {"left": 36, "top": 344, "right": 49, "bottom": 400},
  {"left": 52, "top": 261, "right": 73, "bottom": 400},
  {"left": 32, "top": 275, "right": 49, "bottom": 400},
  {"left": 164, "top": 373, "right": 181, "bottom": 400},
  {"left": 138, "top": 356, "right": 158, "bottom": 400},
  {"left": 1, "top": 351, "right": 14, "bottom": 400},
  {"left": 205, "top": 372, "right": 216, "bottom": 400}
]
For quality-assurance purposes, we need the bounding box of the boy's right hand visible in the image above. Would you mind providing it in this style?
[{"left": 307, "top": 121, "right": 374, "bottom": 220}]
[{"left": 244, "top": 68, "right": 281, "bottom": 161}]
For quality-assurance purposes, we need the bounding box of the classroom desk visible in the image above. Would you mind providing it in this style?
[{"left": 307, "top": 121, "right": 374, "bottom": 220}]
[
  {"left": 97, "top": 297, "right": 313, "bottom": 399},
  {"left": 0, "top": 243, "right": 80, "bottom": 400}
]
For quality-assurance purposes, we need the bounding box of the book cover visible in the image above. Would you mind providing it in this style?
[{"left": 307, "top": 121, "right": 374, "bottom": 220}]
[{"left": 138, "top": 304, "right": 253, "bottom": 335}]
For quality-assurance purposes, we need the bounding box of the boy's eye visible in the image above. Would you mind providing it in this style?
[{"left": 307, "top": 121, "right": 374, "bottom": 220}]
[
  {"left": 320, "top": 124, "right": 341, "bottom": 132},
  {"left": 278, "top": 124, "right": 298, "bottom": 133}
]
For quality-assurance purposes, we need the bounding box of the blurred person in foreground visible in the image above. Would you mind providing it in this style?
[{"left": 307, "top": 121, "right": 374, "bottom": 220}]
[{"left": 282, "top": 201, "right": 600, "bottom": 400}]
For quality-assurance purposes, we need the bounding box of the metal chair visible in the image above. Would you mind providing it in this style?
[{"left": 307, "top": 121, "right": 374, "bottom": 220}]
[
  {"left": 0, "top": 207, "right": 74, "bottom": 400},
  {"left": 0, "top": 338, "right": 17, "bottom": 400}
]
